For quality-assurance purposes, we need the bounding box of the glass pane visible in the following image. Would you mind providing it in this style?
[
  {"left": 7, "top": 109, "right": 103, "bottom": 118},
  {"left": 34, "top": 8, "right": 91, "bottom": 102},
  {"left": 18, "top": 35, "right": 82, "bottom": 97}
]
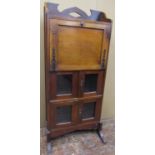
[
  {"left": 84, "top": 74, "right": 97, "bottom": 92},
  {"left": 82, "top": 102, "right": 96, "bottom": 119},
  {"left": 56, "top": 106, "right": 72, "bottom": 123},
  {"left": 57, "top": 74, "right": 72, "bottom": 94}
]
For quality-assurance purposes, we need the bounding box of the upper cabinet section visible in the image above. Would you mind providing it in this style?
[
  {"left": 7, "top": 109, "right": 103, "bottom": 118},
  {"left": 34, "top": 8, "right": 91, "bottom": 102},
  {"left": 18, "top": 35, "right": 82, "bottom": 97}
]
[
  {"left": 44, "top": 3, "right": 112, "bottom": 71},
  {"left": 49, "top": 19, "right": 109, "bottom": 71}
]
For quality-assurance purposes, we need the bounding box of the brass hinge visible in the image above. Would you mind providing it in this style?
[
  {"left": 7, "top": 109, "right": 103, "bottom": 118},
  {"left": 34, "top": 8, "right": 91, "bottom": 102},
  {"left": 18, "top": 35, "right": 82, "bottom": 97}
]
[
  {"left": 50, "top": 48, "right": 56, "bottom": 71},
  {"left": 101, "top": 49, "right": 106, "bottom": 69}
]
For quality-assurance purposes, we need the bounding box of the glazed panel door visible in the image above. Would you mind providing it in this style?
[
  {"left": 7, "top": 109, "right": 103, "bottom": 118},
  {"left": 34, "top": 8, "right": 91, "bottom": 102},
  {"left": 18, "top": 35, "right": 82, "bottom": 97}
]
[
  {"left": 49, "top": 71, "right": 78, "bottom": 100},
  {"left": 48, "top": 100, "right": 79, "bottom": 129},
  {"left": 79, "top": 71, "right": 105, "bottom": 97},
  {"left": 78, "top": 98, "right": 102, "bottom": 123}
]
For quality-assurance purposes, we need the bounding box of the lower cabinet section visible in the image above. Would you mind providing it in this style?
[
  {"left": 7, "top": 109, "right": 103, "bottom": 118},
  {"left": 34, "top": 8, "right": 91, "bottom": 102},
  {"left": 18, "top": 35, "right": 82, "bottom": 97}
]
[{"left": 47, "top": 97, "right": 102, "bottom": 136}]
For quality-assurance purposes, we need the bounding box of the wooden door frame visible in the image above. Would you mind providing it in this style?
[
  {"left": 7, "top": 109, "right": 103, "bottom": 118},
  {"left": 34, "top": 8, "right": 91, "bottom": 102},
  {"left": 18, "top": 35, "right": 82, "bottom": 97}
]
[
  {"left": 49, "top": 71, "right": 79, "bottom": 100},
  {"left": 79, "top": 70, "right": 105, "bottom": 97},
  {"left": 78, "top": 98, "right": 102, "bottom": 124},
  {"left": 48, "top": 100, "right": 79, "bottom": 129}
]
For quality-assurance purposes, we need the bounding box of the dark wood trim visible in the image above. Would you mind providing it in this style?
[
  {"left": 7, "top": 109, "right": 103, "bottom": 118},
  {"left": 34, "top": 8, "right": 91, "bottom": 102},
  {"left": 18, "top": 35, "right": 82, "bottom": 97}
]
[
  {"left": 49, "top": 73, "right": 56, "bottom": 99},
  {"left": 45, "top": 2, "right": 111, "bottom": 22},
  {"left": 97, "top": 71, "right": 105, "bottom": 94},
  {"left": 49, "top": 95, "right": 103, "bottom": 104},
  {"left": 44, "top": 5, "right": 50, "bottom": 121},
  {"left": 48, "top": 121, "right": 99, "bottom": 139}
]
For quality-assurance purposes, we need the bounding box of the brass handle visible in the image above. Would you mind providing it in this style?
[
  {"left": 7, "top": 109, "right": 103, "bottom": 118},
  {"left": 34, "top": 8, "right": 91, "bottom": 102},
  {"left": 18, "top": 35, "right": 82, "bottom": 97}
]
[
  {"left": 101, "top": 49, "right": 106, "bottom": 69},
  {"left": 51, "top": 48, "right": 56, "bottom": 71}
]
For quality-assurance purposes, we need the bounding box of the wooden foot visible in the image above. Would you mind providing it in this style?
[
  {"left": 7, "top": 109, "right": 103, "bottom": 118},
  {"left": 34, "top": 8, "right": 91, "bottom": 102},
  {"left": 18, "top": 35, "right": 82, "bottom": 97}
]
[{"left": 97, "top": 123, "right": 106, "bottom": 144}]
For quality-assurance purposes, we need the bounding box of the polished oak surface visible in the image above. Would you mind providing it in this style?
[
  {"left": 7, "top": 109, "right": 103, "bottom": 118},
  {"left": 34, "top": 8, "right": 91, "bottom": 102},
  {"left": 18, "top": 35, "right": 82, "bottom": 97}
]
[{"left": 49, "top": 19, "right": 109, "bottom": 71}]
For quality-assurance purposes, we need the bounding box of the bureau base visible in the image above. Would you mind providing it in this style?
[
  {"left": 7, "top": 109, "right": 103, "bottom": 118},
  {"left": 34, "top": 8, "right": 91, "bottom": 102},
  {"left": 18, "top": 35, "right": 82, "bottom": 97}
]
[{"left": 47, "top": 122, "right": 106, "bottom": 144}]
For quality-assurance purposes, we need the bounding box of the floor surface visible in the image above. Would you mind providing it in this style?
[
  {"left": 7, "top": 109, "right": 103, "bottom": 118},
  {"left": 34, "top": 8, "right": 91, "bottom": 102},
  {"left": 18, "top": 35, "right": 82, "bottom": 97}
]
[{"left": 40, "top": 119, "right": 115, "bottom": 155}]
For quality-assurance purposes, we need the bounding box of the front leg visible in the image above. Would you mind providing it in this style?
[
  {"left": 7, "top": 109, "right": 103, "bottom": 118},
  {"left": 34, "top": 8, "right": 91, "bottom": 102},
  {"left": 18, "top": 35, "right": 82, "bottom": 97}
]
[
  {"left": 46, "top": 128, "right": 52, "bottom": 153},
  {"left": 96, "top": 122, "right": 106, "bottom": 144}
]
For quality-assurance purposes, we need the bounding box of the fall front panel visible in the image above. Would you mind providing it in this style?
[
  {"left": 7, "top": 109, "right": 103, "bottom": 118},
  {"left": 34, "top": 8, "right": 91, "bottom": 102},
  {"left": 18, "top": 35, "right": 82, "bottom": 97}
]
[{"left": 49, "top": 19, "right": 107, "bottom": 71}]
